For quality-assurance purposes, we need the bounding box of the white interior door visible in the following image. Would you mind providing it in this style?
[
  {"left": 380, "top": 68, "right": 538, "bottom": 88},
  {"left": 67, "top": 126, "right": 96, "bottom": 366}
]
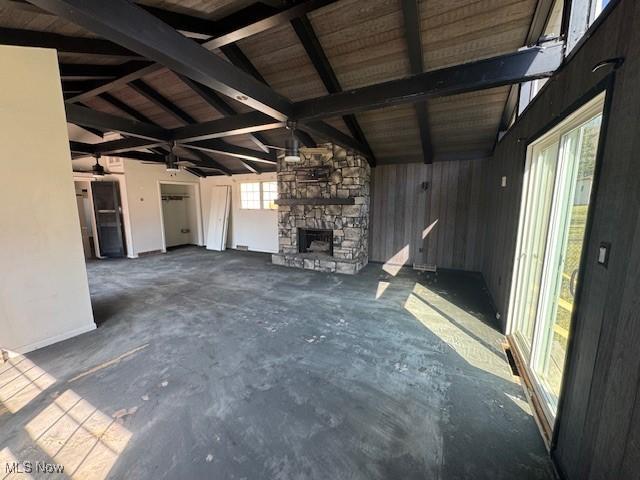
[{"left": 206, "top": 186, "right": 231, "bottom": 251}]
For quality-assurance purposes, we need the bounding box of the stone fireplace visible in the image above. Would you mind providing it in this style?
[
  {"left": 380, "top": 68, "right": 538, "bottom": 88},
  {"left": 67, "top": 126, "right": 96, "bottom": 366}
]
[{"left": 271, "top": 144, "right": 370, "bottom": 274}]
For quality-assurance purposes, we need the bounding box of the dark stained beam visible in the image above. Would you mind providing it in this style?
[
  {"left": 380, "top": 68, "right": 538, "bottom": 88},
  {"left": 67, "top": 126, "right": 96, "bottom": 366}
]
[
  {"left": 59, "top": 64, "right": 122, "bottom": 80},
  {"left": 129, "top": 80, "right": 197, "bottom": 124},
  {"left": 291, "top": 15, "right": 375, "bottom": 165},
  {"left": 220, "top": 43, "right": 316, "bottom": 148},
  {"left": 172, "top": 111, "right": 286, "bottom": 142},
  {"left": 129, "top": 80, "right": 265, "bottom": 173},
  {"left": 300, "top": 121, "right": 370, "bottom": 158},
  {"left": 0, "top": 27, "right": 140, "bottom": 57},
  {"left": 64, "top": 103, "right": 169, "bottom": 140},
  {"left": 184, "top": 167, "right": 207, "bottom": 178},
  {"left": 31, "top": 0, "right": 292, "bottom": 120},
  {"left": 401, "top": 0, "right": 433, "bottom": 164},
  {"left": 66, "top": 62, "right": 161, "bottom": 103},
  {"left": 93, "top": 137, "right": 167, "bottom": 155},
  {"left": 64, "top": 2, "right": 336, "bottom": 104},
  {"left": 69, "top": 141, "right": 96, "bottom": 154},
  {"left": 178, "top": 74, "right": 271, "bottom": 153},
  {"left": 293, "top": 43, "right": 565, "bottom": 121},
  {"left": 98, "top": 92, "right": 155, "bottom": 124},
  {"left": 499, "top": 0, "right": 558, "bottom": 131},
  {"left": 181, "top": 139, "right": 276, "bottom": 165}
]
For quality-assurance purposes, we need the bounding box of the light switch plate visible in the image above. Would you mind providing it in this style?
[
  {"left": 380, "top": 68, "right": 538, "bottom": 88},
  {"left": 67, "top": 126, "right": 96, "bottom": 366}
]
[
  {"left": 501, "top": 176, "right": 507, "bottom": 187},
  {"left": 598, "top": 242, "right": 610, "bottom": 267}
]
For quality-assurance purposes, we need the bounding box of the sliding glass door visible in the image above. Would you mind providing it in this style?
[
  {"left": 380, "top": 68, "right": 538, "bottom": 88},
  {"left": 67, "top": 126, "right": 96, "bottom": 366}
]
[{"left": 508, "top": 93, "right": 604, "bottom": 425}]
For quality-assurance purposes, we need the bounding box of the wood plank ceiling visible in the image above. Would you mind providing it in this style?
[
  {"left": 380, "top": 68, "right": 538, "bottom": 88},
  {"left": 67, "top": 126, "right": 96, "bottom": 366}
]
[{"left": 0, "top": 0, "right": 539, "bottom": 173}]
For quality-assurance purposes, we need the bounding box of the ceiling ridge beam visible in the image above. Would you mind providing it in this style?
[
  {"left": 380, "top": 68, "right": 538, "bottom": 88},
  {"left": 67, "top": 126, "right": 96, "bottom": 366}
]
[
  {"left": 401, "top": 0, "right": 434, "bottom": 164},
  {"left": 292, "top": 43, "right": 564, "bottom": 121},
  {"left": 61, "top": 1, "right": 335, "bottom": 104},
  {"left": 291, "top": 15, "right": 376, "bottom": 166},
  {"left": 31, "top": 0, "right": 293, "bottom": 120}
]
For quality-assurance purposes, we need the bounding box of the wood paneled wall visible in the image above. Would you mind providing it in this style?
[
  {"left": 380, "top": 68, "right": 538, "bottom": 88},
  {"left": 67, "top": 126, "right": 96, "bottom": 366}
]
[
  {"left": 479, "top": 0, "right": 640, "bottom": 478},
  {"left": 369, "top": 159, "right": 485, "bottom": 272}
]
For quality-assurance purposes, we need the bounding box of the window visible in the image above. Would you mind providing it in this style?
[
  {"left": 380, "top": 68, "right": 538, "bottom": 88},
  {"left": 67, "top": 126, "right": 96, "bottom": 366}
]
[
  {"left": 240, "top": 182, "right": 261, "bottom": 209},
  {"left": 567, "top": 0, "right": 612, "bottom": 52},
  {"left": 240, "top": 181, "right": 277, "bottom": 210},
  {"left": 262, "top": 182, "right": 277, "bottom": 210}
]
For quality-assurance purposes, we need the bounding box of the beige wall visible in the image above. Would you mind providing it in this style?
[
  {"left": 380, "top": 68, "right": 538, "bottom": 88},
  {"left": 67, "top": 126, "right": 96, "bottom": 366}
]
[
  {"left": 0, "top": 45, "right": 95, "bottom": 353},
  {"left": 122, "top": 159, "right": 203, "bottom": 255},
  {"left": 201, "top": 173, "right": 279, "bottom": 253}
]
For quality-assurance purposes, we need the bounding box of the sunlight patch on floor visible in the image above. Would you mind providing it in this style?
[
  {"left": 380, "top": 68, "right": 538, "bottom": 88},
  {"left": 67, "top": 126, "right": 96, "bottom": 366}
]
[
  {"left": 404, "top": 285, "right": 510, "bottom": 379},
  {"left": 375, "top": 281, "right": 390, "bottom": 299},
  {"left": 25, "top": 390, "right": 132, "bottom": 480},
  {"left": 0, "top": 353, "right": 56, "bottom": 415},
  {"left": 382, "top": 245, "right": 410, "bottom": 276}
]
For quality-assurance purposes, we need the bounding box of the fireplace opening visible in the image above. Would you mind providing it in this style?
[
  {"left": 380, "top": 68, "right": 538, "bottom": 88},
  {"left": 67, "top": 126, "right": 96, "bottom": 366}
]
[{"left": 298, "top": 228, "right": 333, "bottom": 256}]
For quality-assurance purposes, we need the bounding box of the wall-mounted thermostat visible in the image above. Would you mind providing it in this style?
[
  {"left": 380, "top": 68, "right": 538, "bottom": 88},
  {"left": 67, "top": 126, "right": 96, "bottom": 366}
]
[{"left": 598, "top": 242, "right": 610, "bottom": 267}]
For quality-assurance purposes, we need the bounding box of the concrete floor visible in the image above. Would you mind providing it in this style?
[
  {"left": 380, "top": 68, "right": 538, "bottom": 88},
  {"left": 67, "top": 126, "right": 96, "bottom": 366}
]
[{"left": 1, "top": 247, "right": 553, "bottom": 479}]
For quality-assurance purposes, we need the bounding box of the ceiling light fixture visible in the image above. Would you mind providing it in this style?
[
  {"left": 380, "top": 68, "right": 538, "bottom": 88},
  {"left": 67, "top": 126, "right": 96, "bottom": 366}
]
[
  {"left": 284, "top": 120, "right": 300, "bottom": 163},
  {"left": 92, "top": 154, "right": 105, "bottom": 176},
  {"left": 165, "top": 142, "right": 180, "bottom": 172}
]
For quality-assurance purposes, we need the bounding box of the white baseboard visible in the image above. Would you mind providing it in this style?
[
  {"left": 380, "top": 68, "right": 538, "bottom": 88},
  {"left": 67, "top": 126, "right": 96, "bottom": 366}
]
[{"left": 10, "top": 323, "right": 97, "bottom": 354}]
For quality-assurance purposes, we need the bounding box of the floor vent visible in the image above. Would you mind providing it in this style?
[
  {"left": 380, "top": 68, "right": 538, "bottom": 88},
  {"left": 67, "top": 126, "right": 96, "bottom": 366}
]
[
  {"left": 413, "top": 263, "right": 437, "bottom": 272},
  {"left": 236, "top": 245, "right": 249, "bottom": 251},
  {"left": 503, "top": 345, "right": 521, "bottom": 377}
]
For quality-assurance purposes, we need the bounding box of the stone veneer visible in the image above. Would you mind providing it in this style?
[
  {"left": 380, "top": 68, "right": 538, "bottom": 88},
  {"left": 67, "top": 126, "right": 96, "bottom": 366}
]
[{"left": 271, "top": 143, "right": 370, "bottom": 274}]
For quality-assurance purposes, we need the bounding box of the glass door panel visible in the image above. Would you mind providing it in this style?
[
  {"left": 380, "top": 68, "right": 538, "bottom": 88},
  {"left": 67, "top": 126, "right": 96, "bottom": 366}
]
[
  {"left": 508, "top": 92, "right": 605, "bottom": 426},
  {"left": 532, "top": 115, "right": 601, "bottom": 412},
  {"left": 511, "top": 142, "right": 559, "bottom": 355}
]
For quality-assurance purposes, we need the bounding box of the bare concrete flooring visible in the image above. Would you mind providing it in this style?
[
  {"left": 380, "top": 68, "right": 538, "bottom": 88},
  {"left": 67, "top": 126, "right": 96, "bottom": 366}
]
[{"left": 1, "top": 247, "right": 554, "bottom": 479}]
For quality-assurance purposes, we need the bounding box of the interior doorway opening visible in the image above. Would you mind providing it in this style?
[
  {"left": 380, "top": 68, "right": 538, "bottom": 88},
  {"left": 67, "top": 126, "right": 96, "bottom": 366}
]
[
  {"left": 74, "top": 180, "right": 98, "bottom": 260},
  {"left": 159, "top": 182, "right": 203, "bottom": 252}
]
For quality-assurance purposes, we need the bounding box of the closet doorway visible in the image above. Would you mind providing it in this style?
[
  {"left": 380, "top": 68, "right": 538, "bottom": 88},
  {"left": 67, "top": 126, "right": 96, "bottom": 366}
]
[{"left": 158, "top": 182, "right": 203, "bottom": 251}]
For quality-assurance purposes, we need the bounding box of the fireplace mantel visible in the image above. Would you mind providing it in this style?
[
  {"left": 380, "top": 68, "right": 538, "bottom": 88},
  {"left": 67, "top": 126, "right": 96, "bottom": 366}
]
[{"left": 275, "top": 198, "right": 355, "bottom": 206}]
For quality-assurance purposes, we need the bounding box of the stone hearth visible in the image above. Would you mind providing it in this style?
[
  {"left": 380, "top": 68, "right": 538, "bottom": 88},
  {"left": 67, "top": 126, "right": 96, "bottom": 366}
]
[{"left": 271, "top": 144, "right": 370, "bottom": 274}]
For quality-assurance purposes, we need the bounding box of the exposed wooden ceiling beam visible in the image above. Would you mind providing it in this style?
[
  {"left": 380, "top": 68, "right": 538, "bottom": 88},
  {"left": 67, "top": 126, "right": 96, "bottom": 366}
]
[
  {"left": 59, "top": 64, "right": 123, "bottom": 80},
  {"left": 499, "top": 0, "right": 559, "bottom": 132},
  {"left": 181, "top": 139, "right": 276, "bottom": 165},
  {"left": 293, "top": 43, "right": 564, "bottom": 121},
  {"left": 65, "top": 103, "right": 169, "bottom": 140},
  {"left": 299, "top": 121, "right": 370, "bottom": 158},
  {"left": 31, "top": 0, "right": 293, "bottom": 120},
  {"left": 0, "top": 27, "right": 141, "bottom": 57},
  {"left": 177, "top": 74, "right": 271, "bottom": 154},
  {"left": 401, "top": 0, "right": 434, "bottom": 164},
  {"left": 220, "top": 43, "right": 316, "bottom": 149},
  {"left": 291, "top": 15, "right": 376, "bottom": 166},
  {"left": 58, "top": 1, "right": 335, "bottom": 105},
  {"left": 128, "top": 80, "right": 266, "bottom": 172},
  {"left": 172, "top": 111, "right": 285, "bottom": 142}
]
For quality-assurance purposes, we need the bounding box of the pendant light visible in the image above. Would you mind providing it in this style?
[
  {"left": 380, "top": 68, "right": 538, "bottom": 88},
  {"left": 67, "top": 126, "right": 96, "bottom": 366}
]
[
  {"left": 284, "top": 120, "right": 300, "bottom": 163},
  {"left": 165, "top": 142, "right": 180, "bottom": 172},
  {"left": 92, "top": 153, "right": 105, "bottom": 176}
]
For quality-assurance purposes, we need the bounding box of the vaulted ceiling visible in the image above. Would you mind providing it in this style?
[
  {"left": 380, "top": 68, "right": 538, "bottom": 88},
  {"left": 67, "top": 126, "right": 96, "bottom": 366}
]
[{"left": 0, "top": 0, "right": 556, "bottom": 175}]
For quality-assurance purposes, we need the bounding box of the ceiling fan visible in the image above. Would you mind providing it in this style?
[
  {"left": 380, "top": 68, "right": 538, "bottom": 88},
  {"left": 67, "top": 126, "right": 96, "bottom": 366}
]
[
  {"left": 140, "top": 142, "right": 193, "bottom": 171},
  {"left": 262, "top": 121, "right": 331, "bottom": 163}
]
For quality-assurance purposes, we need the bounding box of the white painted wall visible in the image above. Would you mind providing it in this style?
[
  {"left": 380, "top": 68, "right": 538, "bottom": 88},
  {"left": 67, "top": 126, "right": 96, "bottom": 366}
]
[
  {"left": 201, "top": 173, "right": 278, "bottom": 253},
  {"left": 0, "top": 45, "right": 95, "bottom": 353},
  {"left": 160, "top": 183, "right": 199, "bottom": 247},
  {"left": 122, "top": 160, "right": 203, "bottom": 256}
]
